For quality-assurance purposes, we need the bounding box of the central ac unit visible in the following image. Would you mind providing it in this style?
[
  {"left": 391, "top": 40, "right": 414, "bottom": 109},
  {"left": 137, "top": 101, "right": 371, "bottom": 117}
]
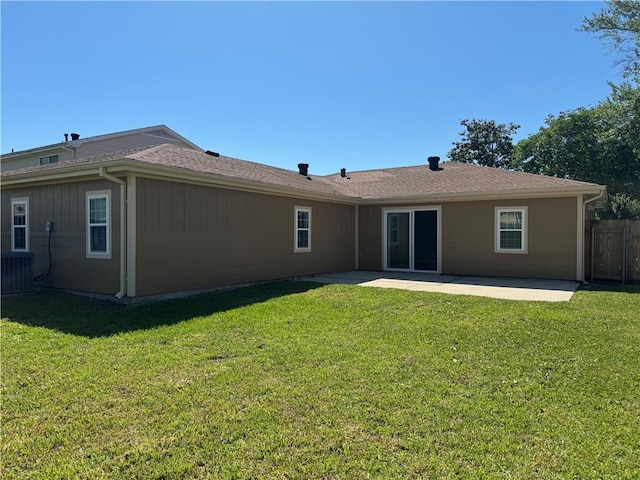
[{"left": 1, "top": 252, "right": 35, "bottom": 294}]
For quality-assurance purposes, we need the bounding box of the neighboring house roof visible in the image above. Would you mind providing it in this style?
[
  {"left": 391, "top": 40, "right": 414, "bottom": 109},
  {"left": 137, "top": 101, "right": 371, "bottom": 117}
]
[
  {"left": 1, "top": 143, "right": 605, "bottom": 203},
  {"left": 1, "top": 124, "right": 201, "bottom": 159}
]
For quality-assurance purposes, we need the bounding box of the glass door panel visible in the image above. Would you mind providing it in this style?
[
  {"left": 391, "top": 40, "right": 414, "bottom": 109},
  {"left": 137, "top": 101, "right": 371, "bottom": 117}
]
[
  {"left": 414, "top": 210, "right": 438, "bottom": 271},
  {"left": 387, "top": 212, "right": 410, "bottom": 269}
]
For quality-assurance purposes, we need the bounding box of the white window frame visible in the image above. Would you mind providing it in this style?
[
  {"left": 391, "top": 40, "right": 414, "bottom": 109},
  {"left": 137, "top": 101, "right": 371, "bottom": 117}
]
[
  {"left": 86, "top": 190, "right": 111, "bottom": 259},
  {"left": 389, "top": 213, "right": 400, "bottom": 245},
  {"left": 495, "top": 207, "right": 528, "bottom": 254},
  {"left": 294, "top": 206, "right": 312, "bottom": 253},
  {"left": 39, "top": 154, "right": 59, "bottom": 165},
  {"left": 11, "top": 198, "right": 29, "bottom": 252}
]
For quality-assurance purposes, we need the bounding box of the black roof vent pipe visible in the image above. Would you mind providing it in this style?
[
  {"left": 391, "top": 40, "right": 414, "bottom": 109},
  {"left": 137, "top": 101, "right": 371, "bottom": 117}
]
[
  {"left": 340, "top": 168, "right": 347, "bottom": 178},
  {"left": 298, "top": 163, "right": 309, "bottom": 176},
  {"left": 64, "top": 133, "right": 69, "bottom": 142},
  {"left": 428, "top": 156, "right": 440, "bottom": 171}
]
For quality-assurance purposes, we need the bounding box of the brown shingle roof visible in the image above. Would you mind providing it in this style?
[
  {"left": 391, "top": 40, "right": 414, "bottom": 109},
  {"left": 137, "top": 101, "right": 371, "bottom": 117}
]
[
  {"left": 325, "top": 162, "right": 601, "bottom": 199},
  {"left": 127, "top": 145, "right": 345, "bottom": 196},
  {"left": 2, "top": 143, "right": 603, "bottom": 200}
]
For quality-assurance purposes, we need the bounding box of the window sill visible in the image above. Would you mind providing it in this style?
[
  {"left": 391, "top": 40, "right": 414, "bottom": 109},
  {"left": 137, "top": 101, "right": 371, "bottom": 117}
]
[{"left": 86, "top": 253, "right": 112, "bottom": 260}]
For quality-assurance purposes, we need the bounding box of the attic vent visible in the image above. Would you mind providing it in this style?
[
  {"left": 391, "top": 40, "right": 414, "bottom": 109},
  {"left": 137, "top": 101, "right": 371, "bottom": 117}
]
[
  {"left": 146, "top": 129, "right": 169, "bottom": 138},
  {"left": 340, "top": 168, "right": 347, "bottom": 178},
  {"left": 70, "top": 133, "right": 80, "bottom": 141},
  {"left": 298, "top": 163, "right": 309, "bottom": 176},
  {"left": 205, "top": 150, "right": 220, "bottom": 157},
  {"left": 428, "top": 156, "right": 441, "bottom": 171}
]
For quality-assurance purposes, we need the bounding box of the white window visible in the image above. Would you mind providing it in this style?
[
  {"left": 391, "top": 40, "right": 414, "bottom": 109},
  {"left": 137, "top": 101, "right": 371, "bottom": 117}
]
[
  {"left": 495, "top": 207, "right": 527, "bottom": 253},
  {"left": 39, "top": 154, "right": 59, "bottom": 165},
  {"left": 294, "top": 206, "right": 311, "bottom": 252},
  {"left": 11, "top": 198, "right": 29, "bottom": 252},
  {"left": 86, "top": 191, "right": 111, "bottom": 258}
]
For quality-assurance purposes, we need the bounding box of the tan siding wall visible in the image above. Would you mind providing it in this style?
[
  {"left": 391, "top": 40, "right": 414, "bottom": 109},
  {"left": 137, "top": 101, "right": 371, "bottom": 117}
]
[
  {"left": 358, "top": 205, "right": 383, "bottom": 270},
  {"left": 357, "top": 197, "right": 579, "bottom": 280},
  {"left": 442, "top": 198, "right": 577, "bottom": 280},
  {"left": 135, "top": 178, "right": 355, "bottom": 296},
  {"left": 1, "top": 180, "right": 121, "bottom": 294}
]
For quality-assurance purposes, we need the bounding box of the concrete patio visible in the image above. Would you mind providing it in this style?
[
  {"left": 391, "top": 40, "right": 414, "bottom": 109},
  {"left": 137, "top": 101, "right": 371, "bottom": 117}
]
[{"left": 299, "top": 271, "right": 580, "bottom": 302}]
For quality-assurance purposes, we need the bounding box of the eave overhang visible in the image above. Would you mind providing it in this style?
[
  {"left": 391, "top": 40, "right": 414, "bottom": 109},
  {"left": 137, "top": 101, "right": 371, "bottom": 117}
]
[
  {"left": 0, "top": 159, "right": 606, "bottom": 206},
  {"left": 355, "top": 185, "right": 607, "bottom": 205}
]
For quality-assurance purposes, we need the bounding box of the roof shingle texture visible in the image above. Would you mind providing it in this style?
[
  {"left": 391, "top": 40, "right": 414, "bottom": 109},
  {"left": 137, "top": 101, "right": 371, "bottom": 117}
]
[
  {"left": 324, "top": 162, "right": 599, "bottom": 199},
  {"left": 2, "top": 143, "right": 601, "bottom": 199}
]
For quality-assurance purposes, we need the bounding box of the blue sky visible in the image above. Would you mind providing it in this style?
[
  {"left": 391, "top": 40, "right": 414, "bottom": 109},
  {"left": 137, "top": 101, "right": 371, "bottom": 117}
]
[{"left": 1, "top": 1, "right": 622, "bottom": 175}]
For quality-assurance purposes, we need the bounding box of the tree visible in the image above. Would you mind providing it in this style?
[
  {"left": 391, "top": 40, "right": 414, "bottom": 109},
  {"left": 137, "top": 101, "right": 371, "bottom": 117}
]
[
  {"left": 601, "top": 192, "right": 640, "bottom": 219},
  {"left": 581, "top": 0, "right": 640, "bottom": 81},
  {"left": 448, "top": 119, "right": 520, "bottom": 169},
  {"left": 513, "top": 83, "right": 640, "bottom": 218}
]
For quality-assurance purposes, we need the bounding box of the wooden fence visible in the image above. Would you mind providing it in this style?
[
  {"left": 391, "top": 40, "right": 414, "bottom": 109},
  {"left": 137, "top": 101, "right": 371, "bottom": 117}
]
[{"left": 590, "top": 219, "right": 640, "bottom": 284}]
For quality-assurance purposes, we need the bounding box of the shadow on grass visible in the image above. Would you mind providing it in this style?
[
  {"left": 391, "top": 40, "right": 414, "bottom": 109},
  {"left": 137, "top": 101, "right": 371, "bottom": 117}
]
[
  {"left": 1, "top": 281, "right": 322, "bottom": 338},
  {"left": 579, "top": 282, "right": 640, "bottom": 294}
]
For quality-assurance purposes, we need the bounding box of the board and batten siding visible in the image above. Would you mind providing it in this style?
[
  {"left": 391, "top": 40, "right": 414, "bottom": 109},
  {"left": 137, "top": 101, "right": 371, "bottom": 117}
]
[
  {"left": 0, "top": 180, "right": 121, "bottom": 294},
  {"left": 441, "top": 197, "right": 578, "bottom": 280},
  {"left": 134, "top": 178, "right": 356, "bottom": 296},
  {"left": 358, "top": 197, "right": 579, "bottom": 281},
  {"left": 357, "top": 205, "right": 383, "bottom": 271}
]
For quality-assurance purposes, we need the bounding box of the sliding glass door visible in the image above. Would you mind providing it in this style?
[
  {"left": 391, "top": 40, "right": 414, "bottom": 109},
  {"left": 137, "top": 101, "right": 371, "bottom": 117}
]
[
  {"left": 385, "top": 208, "right": 439, "bottom": 272},
  {"left": 387, "top": 212, "right": 410, "bottom": 269}
]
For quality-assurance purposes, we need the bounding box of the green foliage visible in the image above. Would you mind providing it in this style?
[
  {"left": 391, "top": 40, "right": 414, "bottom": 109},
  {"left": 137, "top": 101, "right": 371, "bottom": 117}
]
[
  {"left": 601, "top": 192, "right": 640, "bottom": 219},
  {"left": 581, "top": 0, "right": 640, "bottom": 81},
  {"left": 2, "top": 283, "right": 640, "bottom": 479},
  {"left": 448, "top": 119, "right": 520, "bottom": 168},
  {"left": 513, "top": 83, "right": 640, "bottom": 218}
]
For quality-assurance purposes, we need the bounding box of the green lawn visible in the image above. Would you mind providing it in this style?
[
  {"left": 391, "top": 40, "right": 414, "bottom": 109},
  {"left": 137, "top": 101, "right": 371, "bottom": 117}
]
[{"left": 2, "top": 282, "right": 639, "bottom": 479}]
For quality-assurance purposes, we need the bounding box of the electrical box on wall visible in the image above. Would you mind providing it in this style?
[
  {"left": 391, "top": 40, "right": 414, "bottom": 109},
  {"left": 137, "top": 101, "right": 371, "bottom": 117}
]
[{"left": 45, "top": 221, "right": 53, "bottom": 232}]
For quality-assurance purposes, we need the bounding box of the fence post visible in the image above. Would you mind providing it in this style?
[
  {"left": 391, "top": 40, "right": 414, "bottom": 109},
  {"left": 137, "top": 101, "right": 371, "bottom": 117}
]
[{"left": 591, "top": 223, "right": 595, "bottom": 283}]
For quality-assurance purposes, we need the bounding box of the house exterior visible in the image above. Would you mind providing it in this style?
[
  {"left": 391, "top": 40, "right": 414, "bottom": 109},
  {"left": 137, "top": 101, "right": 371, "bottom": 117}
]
[
  {"left": 1, "top": 140, "right": 605, "bottom": 299},
  {"left": 1, "top": 125, "right": 201, "bottom": 172}
]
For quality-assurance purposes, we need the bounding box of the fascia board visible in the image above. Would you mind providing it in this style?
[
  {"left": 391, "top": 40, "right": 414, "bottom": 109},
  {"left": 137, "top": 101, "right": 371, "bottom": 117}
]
[
  {"left": 356, "top": 185, "right": 607, "bottom": 204},
  {"left": 0, "top": 169, "right": 105, "bottom": 188}
]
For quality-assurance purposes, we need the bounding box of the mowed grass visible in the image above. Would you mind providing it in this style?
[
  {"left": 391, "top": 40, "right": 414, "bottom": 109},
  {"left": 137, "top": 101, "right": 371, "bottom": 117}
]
[{"left": 2, "top": 282, "right": 639, "bottom": 479}]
